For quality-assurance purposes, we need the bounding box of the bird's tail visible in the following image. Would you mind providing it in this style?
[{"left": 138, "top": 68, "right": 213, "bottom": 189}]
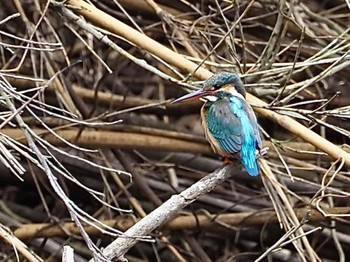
[{"left": 242, "top": 150, "right": 259, "bottom": 176}]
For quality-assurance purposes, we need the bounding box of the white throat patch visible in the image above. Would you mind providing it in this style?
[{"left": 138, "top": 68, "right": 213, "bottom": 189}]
[{"left": 201, "top": 95, "right": 218, "bottom": 102}]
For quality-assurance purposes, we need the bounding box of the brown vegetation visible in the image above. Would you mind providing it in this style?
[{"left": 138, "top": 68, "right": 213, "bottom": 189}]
[{"left": 0, "top": 0, "right": 349, "bottom": 261}]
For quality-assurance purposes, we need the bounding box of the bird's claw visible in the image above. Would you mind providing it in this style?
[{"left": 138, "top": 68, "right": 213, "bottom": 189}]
[
  {"left": 258, "top": 147, "right": 269, "bottom": 156},
  {"left": 223, "top": 157, "right": 233, "bottom": 165}
]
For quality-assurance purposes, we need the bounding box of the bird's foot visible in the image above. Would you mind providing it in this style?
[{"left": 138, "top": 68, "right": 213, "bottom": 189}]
[
  {"left": 223, "top": 157, "right": 233, "bottom": 165},
  {"left": 258, "top": 147, "right": 269, "bottom": 156}
]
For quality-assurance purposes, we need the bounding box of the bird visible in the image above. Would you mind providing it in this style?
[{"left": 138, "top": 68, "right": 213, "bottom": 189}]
[{"left": 173, "top": 72, "right": 262, "bottom": 176}]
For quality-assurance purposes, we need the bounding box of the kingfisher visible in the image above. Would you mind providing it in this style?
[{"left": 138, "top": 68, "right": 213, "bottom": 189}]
[{"left": 173, "top": 72, "right": 262, "bottom": 176}]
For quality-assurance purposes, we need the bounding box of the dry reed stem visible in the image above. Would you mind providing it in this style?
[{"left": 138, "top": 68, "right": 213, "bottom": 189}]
[
  {"left": 260, "top": 158, "right": 319, "bottom": 261},
  {"left": 2, "top": 127, "right": 349, "bottom": 161},
  {"left": 13, "top": 206, "right": 350, "bottom": 241},
  {"left": 0, "top": 223, "right": 43, "bottom": 262}
]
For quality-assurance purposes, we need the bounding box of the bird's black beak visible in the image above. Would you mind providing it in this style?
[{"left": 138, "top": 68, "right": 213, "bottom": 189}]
[{"left": 172, "top": 89, "right": 210, "bottom": 104}]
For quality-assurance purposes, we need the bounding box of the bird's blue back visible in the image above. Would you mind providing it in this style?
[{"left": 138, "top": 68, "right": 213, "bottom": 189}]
[{"left": 204, "top": 91, "right": 261, "bottom": 176}]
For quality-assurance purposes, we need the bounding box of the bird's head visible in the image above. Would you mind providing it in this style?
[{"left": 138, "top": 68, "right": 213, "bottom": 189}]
[{"left": 173, "top": 72, "right": 246, "bottom": 104}]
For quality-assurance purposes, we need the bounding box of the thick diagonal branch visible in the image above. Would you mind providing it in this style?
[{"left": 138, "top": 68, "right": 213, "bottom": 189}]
[{"left": 89, "top": 164, "right": 240, "bottom": 261}]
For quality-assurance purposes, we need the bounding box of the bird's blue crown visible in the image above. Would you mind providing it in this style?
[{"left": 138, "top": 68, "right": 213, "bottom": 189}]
[{"left": 202, "top": 72, "right": 246, "bottom": 98}]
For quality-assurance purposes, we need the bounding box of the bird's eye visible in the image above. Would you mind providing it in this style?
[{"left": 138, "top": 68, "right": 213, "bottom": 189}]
[{"left": 212, "top": 84, "right": 220, "bottom": 90}]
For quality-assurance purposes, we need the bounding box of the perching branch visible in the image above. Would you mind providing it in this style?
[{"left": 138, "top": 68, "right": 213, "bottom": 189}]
[{"left": 89, "top": 163, "right": 241, "bottom": 261}]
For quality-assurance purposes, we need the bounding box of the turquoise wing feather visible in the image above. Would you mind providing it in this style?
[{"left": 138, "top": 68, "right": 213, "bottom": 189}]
[{"left": 206, "top": 99, "right": 242, "bottom": 153}]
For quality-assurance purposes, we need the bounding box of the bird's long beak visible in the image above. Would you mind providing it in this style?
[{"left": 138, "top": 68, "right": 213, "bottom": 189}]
[{"left": 172, "top": 89, "right": 210, "bottom": 104}]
